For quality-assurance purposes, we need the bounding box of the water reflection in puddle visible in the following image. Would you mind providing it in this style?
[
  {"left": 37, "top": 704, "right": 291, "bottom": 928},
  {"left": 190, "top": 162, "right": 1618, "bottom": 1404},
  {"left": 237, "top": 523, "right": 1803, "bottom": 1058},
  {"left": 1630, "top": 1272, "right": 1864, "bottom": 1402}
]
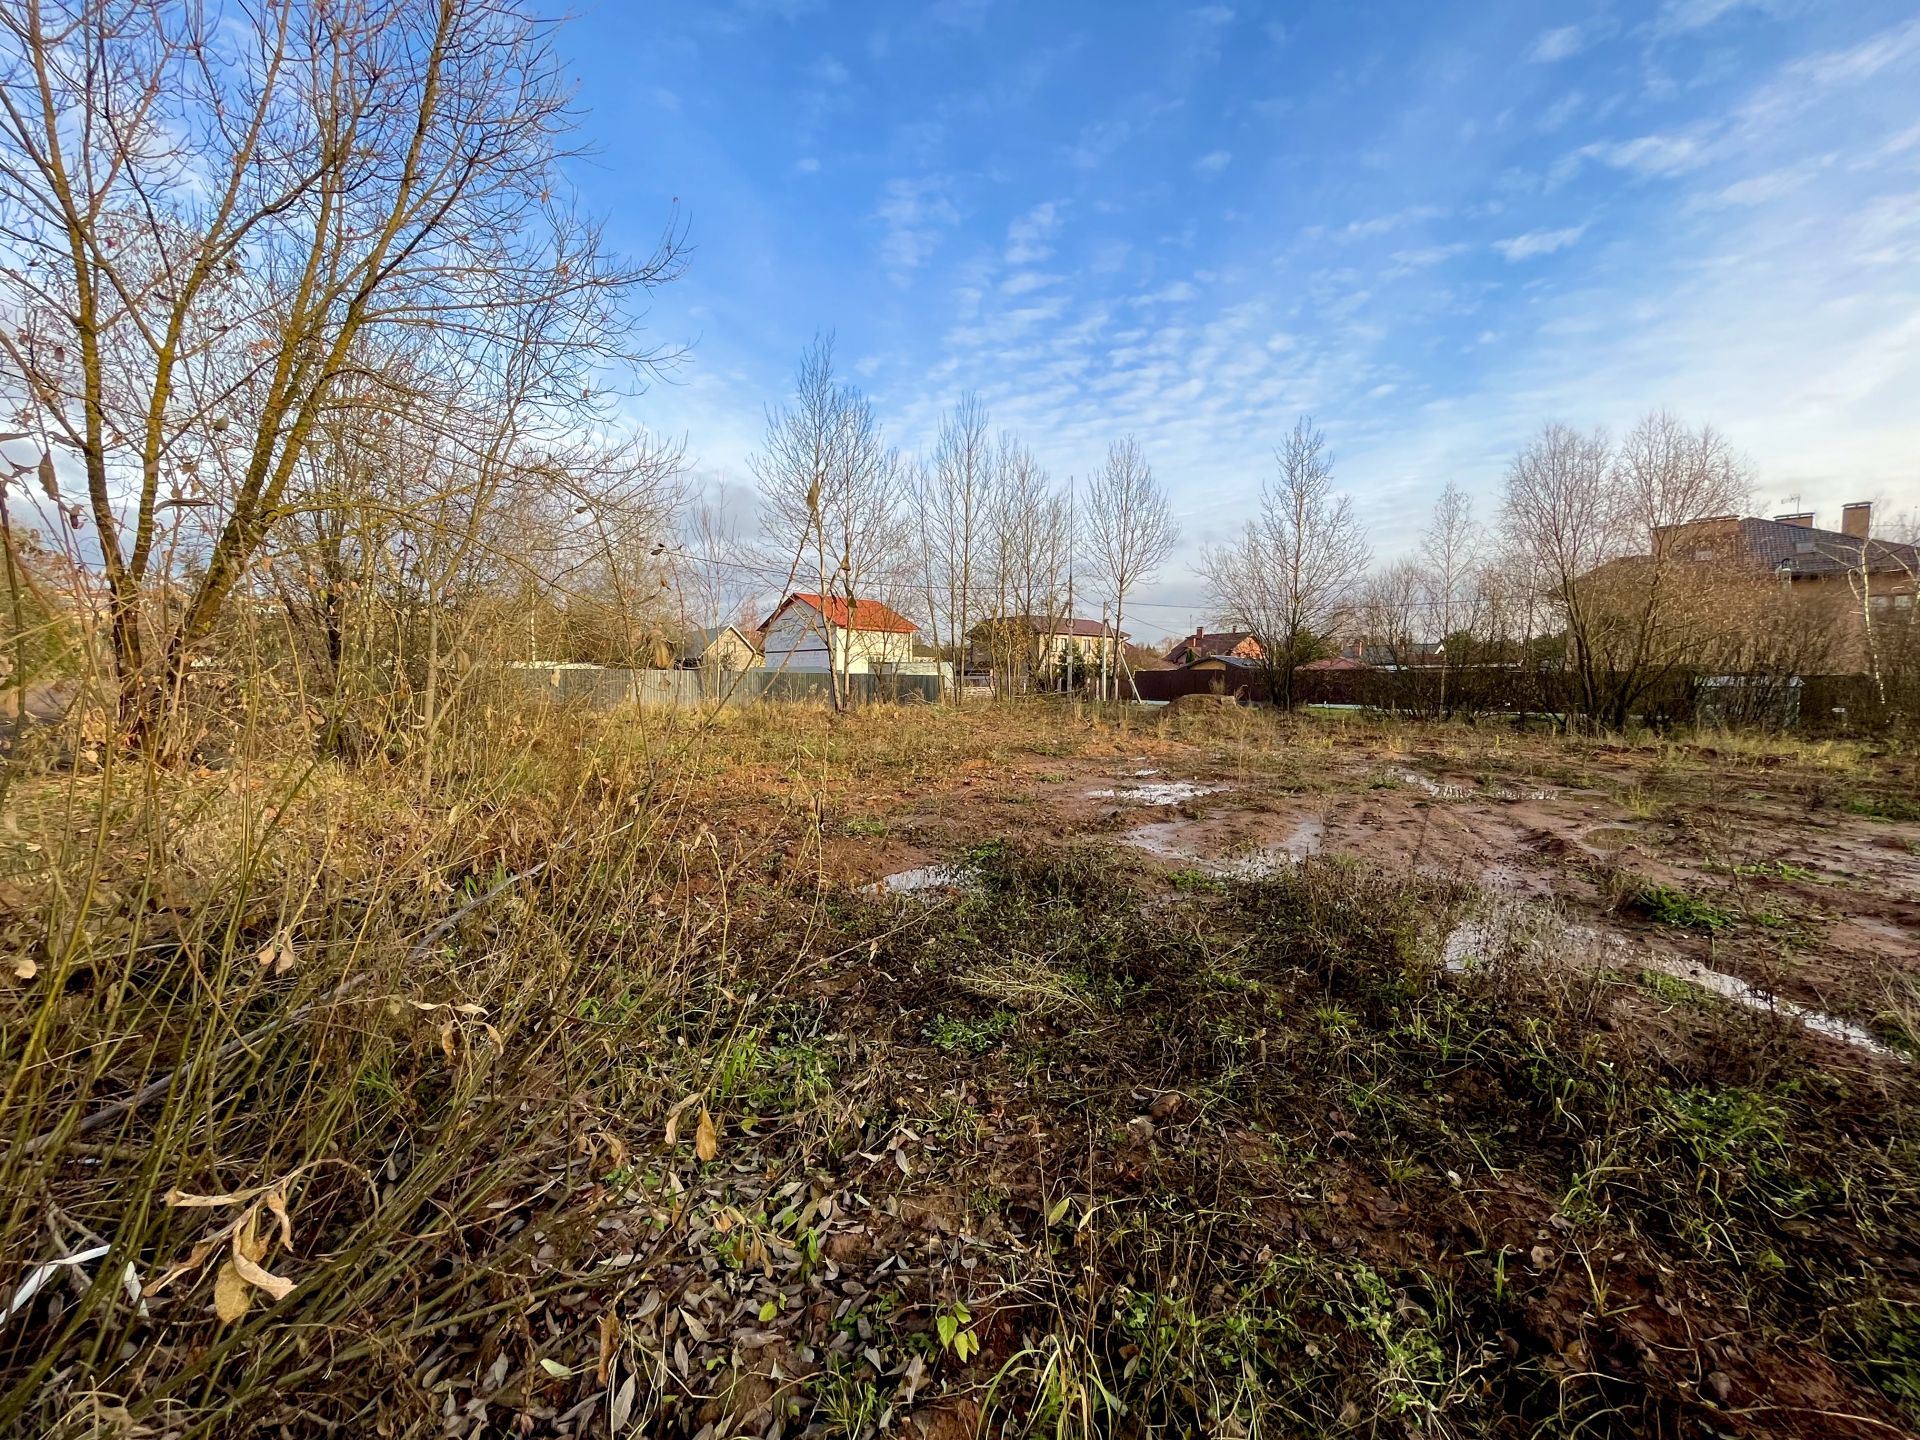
[
  {"left": 1115, "top": 815, "right": 1325, "bottom": 877},
  {"left": 1443, "top": 914, "right": 1895, "bottom": 1056},
  {"left": 1090, "top": 780, "right": 1227, "bottom": 806},
  {"left": 862, "top": 864, "right": 969, "bottom": 896}
]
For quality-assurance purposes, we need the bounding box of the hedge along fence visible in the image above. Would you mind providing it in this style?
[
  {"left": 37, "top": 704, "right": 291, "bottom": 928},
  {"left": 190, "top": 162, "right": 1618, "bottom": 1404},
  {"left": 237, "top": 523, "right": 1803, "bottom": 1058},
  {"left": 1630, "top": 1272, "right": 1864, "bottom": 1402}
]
[{"left": 1137, "top": 662, "right": 1892, "bottom": 732}]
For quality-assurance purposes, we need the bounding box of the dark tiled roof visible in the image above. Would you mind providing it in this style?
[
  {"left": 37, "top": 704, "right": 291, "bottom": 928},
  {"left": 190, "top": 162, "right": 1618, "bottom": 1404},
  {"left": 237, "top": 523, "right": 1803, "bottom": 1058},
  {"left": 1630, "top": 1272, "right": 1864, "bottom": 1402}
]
[
  {"left": 979, "top": 614, "right": 1119, "bottom": 638},
  {"left": 1728, "top": 518, "right": 1919, "bottom": 578},
  {"left": 1192, "top": 653, "right": 1264, "bottom": 669},
  {"left": 1165, "top": 629, "right": 1259, "bottom": 662}
]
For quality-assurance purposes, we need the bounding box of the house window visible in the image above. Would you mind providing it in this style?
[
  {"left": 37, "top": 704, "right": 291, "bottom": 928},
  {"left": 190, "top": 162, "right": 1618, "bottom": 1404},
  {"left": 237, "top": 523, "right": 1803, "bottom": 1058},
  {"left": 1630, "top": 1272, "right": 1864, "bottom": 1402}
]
[
  {"left": 1692, "top": 547, "right": 1714, "bottom": 561},
  {"left": 1794, "top": 541, "right": 1815, "bottom": 555}
]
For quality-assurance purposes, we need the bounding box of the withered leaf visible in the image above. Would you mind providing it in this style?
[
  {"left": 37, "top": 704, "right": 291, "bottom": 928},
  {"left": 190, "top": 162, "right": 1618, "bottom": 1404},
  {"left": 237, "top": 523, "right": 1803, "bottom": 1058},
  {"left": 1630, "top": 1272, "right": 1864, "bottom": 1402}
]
[{"left": 213, "top": 1261, "right": 251, "bottom": 1323}]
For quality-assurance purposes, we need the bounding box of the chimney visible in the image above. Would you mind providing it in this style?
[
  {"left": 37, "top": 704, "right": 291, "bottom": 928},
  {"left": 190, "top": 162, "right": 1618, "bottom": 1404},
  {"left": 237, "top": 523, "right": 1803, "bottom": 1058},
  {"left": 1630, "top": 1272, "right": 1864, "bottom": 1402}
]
[
  {"left": 1775, "top": 512, "right": 1814, "bottom": 528},
  {"left": 1841, "top": 501, "right": 1872, "bottom": 540},
  {"left": 1194, "top": 624, "right": 1204, "bottom": 640}
]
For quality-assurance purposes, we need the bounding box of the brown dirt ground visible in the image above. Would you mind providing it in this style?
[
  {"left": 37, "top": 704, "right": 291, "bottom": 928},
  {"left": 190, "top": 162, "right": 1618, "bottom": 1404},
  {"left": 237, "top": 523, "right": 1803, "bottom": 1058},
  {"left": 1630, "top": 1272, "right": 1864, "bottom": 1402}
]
[{"left": 832, "top": 726, "right": 1920, "bottom": 1050}]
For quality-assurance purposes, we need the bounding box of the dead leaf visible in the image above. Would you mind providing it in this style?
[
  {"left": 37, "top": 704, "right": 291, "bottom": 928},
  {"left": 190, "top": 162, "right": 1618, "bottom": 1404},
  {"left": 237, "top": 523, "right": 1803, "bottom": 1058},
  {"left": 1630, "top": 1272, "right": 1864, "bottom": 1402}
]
[
  {"left": 229, "top": 1212, "right": 293, "bottom": 1301},
  {"left": 10, "top": 956, "right": 35, "bottom": 982},
  {"left": 664, "top": 1095, "right": 699, "bottom": 1146},
  {"left": 230, "top": 1247, "right": 295, "bottom": 1302},
  {"left": 265, "top": 1189, "right": 293, "bottom": 1250},
  {"left": 213, "top": 1261, "right": 251, "bottom": 1322},
  {"left": 255, "top": 933, "right": 295, "bottom": 974},
  {"left": 694, "top": 1108, "right": 718, "bottom": 1163},
  {"left": 597, "top": 1308, "right": 620, "bottom": 1385},
  {"left": 609, "top": 1373, "right": 636, "bottom": 1433},
  {"left": 165, "top": 1187, "right": 263, "bottom": 1209},
  {"left": 235, "top": 1210, "right": 267, "bottom": 1265}
]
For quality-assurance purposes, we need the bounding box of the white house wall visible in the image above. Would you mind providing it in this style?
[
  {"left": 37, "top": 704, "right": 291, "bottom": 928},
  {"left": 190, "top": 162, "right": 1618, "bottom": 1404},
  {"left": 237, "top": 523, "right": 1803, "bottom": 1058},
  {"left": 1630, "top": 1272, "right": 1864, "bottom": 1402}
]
[{"left": 759, "top": 607, "right": 915, "bottom": 674}]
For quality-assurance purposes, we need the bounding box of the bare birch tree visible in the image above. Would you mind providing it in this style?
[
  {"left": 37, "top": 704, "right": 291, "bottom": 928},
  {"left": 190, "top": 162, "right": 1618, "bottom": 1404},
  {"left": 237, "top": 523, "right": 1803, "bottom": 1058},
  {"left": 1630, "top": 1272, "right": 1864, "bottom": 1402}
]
[
  {"left": 980, "top": 435, "right": 1071, "bottom": 693},
  {"left": 1418, "top": 481, "right": 1485, "bottom": 713},
  {"left": 1202, "top": 417, "right": 1368, "bottom": 709},
  {"left": 1083, "top": 435, "right": 1177, "bottom": 701},
  {"left": 919, "top": 393, "right": 992, "bottom": 700}
]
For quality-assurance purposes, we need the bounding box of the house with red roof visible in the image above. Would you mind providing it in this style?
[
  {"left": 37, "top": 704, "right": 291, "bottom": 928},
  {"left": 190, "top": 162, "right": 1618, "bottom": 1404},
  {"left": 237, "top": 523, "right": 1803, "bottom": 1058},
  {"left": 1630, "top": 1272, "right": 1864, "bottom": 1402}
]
[
  {"left": 1164, "top": 626, "right": 1264, "bottom": 666},
  {"left": 758, "top": 592, "right": 922, "bottom": 675}
]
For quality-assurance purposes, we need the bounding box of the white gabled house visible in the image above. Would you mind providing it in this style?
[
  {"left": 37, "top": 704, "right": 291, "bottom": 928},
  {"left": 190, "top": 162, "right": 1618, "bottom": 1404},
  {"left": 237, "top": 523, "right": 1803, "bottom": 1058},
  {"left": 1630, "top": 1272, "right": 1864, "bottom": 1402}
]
[{"left": 758, "top": 592, "right": 921, "bottom": 674}]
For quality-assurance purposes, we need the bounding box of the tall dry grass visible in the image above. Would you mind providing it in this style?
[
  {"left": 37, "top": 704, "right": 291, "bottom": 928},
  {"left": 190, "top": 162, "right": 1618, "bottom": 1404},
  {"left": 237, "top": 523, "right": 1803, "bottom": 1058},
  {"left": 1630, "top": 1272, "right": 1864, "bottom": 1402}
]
[{"left": 0, "top": 681, "right": 1142, "bottom": 1436}]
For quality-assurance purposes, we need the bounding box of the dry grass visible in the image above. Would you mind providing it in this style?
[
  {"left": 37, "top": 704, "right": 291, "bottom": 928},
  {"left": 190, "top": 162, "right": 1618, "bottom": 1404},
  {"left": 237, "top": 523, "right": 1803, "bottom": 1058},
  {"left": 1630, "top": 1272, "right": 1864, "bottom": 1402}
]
[{"left": 2, "top": 697, "right": 1917, "bottom": 1439}]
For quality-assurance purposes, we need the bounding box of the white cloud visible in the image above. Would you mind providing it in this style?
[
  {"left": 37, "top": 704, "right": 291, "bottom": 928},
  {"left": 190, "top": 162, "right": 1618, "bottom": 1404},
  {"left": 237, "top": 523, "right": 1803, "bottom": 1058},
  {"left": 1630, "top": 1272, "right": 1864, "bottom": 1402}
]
[
  {"left": 1570, "top": 132, "right": 1707, "bottom": 179},
  {"left": 1536, "top": 91, "right": 1584, "bottom": 133},
  {"left": 794, "top": 156, "right": 820, "bottom": 174},
  {"left": 1654, "top": 0, "right": 1778, "bottom": 36},
  {"left": 808, "top": 55, "right": 849, "bottom": 85},
  {"left": 1005, "top": 201, "right": 1064, "bottom": 264},
  {"left": 1528, "top": 26, "right": 1585, "bottom": 62},
  {"left": 1311, "top": 205, "right": 1447, "bottom": 241},
  {"left": 1387, "top": 243, "right": 1470, "bottom": 274},
  {"left": 1193, "top": 149, "right": 1232, "bottom": 177},
  {"left": 1002, "top": 271, "right": 1062, "bottom": 296},
  {"left": 1493, "top": 226, "right": 1587, "bottom": 260},
  {"left": 1133, "top": 280, "right": 1199, "bottom": 305},
  {"left": 1067, "top": 118, "right": 1133, "bottom": 170},
  {"left": 875, "top": 176, "right": 961, "bottom": 277}
]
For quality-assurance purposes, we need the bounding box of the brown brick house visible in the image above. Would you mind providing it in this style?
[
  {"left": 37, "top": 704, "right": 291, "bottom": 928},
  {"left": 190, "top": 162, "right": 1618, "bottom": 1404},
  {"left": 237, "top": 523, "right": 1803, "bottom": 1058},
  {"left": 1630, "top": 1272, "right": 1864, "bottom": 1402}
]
[
  {"left": 1647, "top": 503, "right": 1917, "bottom": 673},
  {"left": 1164, "top": 626, "right": 1264, "bottom": 666}
]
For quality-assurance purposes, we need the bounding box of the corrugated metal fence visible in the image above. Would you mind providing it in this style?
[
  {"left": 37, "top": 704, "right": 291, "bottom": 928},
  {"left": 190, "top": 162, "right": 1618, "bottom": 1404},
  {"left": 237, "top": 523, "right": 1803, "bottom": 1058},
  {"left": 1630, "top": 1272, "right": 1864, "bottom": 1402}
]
[{"left": 508, "top": 664, "right": 944, "bottom": 709}]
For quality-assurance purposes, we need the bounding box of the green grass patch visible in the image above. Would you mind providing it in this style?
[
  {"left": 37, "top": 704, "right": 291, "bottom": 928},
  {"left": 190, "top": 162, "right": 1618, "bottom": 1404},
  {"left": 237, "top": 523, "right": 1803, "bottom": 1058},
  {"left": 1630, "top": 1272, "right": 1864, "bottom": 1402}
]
[{"left": 1633, "top": 882, "right": 1733, "bottom": 931}]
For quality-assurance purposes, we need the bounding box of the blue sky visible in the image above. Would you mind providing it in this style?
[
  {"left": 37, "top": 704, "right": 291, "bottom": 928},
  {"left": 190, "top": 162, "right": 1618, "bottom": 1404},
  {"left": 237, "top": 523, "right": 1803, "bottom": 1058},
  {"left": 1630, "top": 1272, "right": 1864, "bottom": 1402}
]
[{"left": 563, "top": 0, "right": 1920, "bottom": 629}]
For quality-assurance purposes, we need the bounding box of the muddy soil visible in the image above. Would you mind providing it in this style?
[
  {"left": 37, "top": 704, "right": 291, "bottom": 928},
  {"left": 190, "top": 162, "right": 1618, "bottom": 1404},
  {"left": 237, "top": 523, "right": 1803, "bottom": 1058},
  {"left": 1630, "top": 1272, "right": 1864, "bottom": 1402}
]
[{"left": 846, "top": 729, "right": 1920, "bottom": 1055}]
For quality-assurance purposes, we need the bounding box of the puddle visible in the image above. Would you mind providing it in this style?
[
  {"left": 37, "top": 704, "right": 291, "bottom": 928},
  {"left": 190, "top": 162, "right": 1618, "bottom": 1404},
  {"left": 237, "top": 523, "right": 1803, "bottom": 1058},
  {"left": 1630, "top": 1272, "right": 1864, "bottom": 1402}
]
[
  {"left": 1443, "top": 916, "right": 1502, "bottom": 972},
  {"left": 1132, "top": 768, "right": 1163, "bottom": 778},
  {"left": 1282, "top": 816, "right": 1325, "bottom": 859},
  {"left": 1635, "top": 950, "right": 1894, "bottom": 1055},
  {"left": 862, "top": 864, "right": 970, "bottom": 896},
  {"left": 1392, "top": 769, "right": 1470, "bottom": 800},
  {"left": 1115, "top": 813, "right": 1321, "bottom": 879},
  {"left": 1486, "top": 784, "right": 1559, "bottom": 802},
  {"left": 1089, "top": 780, "right": 1227, "bottom": 806},
  {"left": 1445, "top": 913, "right": 1896, "bottom": 1056},
  {"left": 1115, "top": 820, "right": 1193, "bottom": 861}
]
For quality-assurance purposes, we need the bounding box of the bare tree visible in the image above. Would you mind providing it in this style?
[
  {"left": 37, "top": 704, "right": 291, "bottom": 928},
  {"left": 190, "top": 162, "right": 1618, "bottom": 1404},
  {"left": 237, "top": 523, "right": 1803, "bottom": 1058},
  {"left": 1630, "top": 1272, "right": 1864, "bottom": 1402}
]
[
  {"left": 751, "top": 336, "right": 906, "bottom": 713},
  {"left": 1202, "top": 417, "right": 1368, "bottom": 709},
  {"left": 1083, "top": 436, "right": 1177, "bottom": 702},
  {"left": 1356, "top": 559, "right": 1424, "bottom": 671},
  {"left": 919, "top": 393, "right": 993, "bottom": 700},
  {"left": 1503, "top": 412, "right": 1750, "bottom": 731},
  {"left": 1418, "top": 481, "right": 1485, "bottom": 714},
  {"left": 1817, "top": 503, "right": 1920, "bottom": 715},
  {"left": 979, "top": 435, "right": 1072, "bottom": 693},
  {"left": 673, "top": 495, "right": 761, "bottom": 641},
  {"left": 0, "top": 0, "right": 683, "bottom": 753},
  {"left": 1500, "top": 422, "right": 1618, "bottom": 728}
]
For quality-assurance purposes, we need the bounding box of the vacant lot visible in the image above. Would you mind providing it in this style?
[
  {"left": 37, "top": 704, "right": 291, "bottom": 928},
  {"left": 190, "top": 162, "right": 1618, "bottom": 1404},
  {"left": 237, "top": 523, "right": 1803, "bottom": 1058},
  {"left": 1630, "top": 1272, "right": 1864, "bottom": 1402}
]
[{"left": 3, "top": 703, "right": 1917, "bottom": 1438}]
